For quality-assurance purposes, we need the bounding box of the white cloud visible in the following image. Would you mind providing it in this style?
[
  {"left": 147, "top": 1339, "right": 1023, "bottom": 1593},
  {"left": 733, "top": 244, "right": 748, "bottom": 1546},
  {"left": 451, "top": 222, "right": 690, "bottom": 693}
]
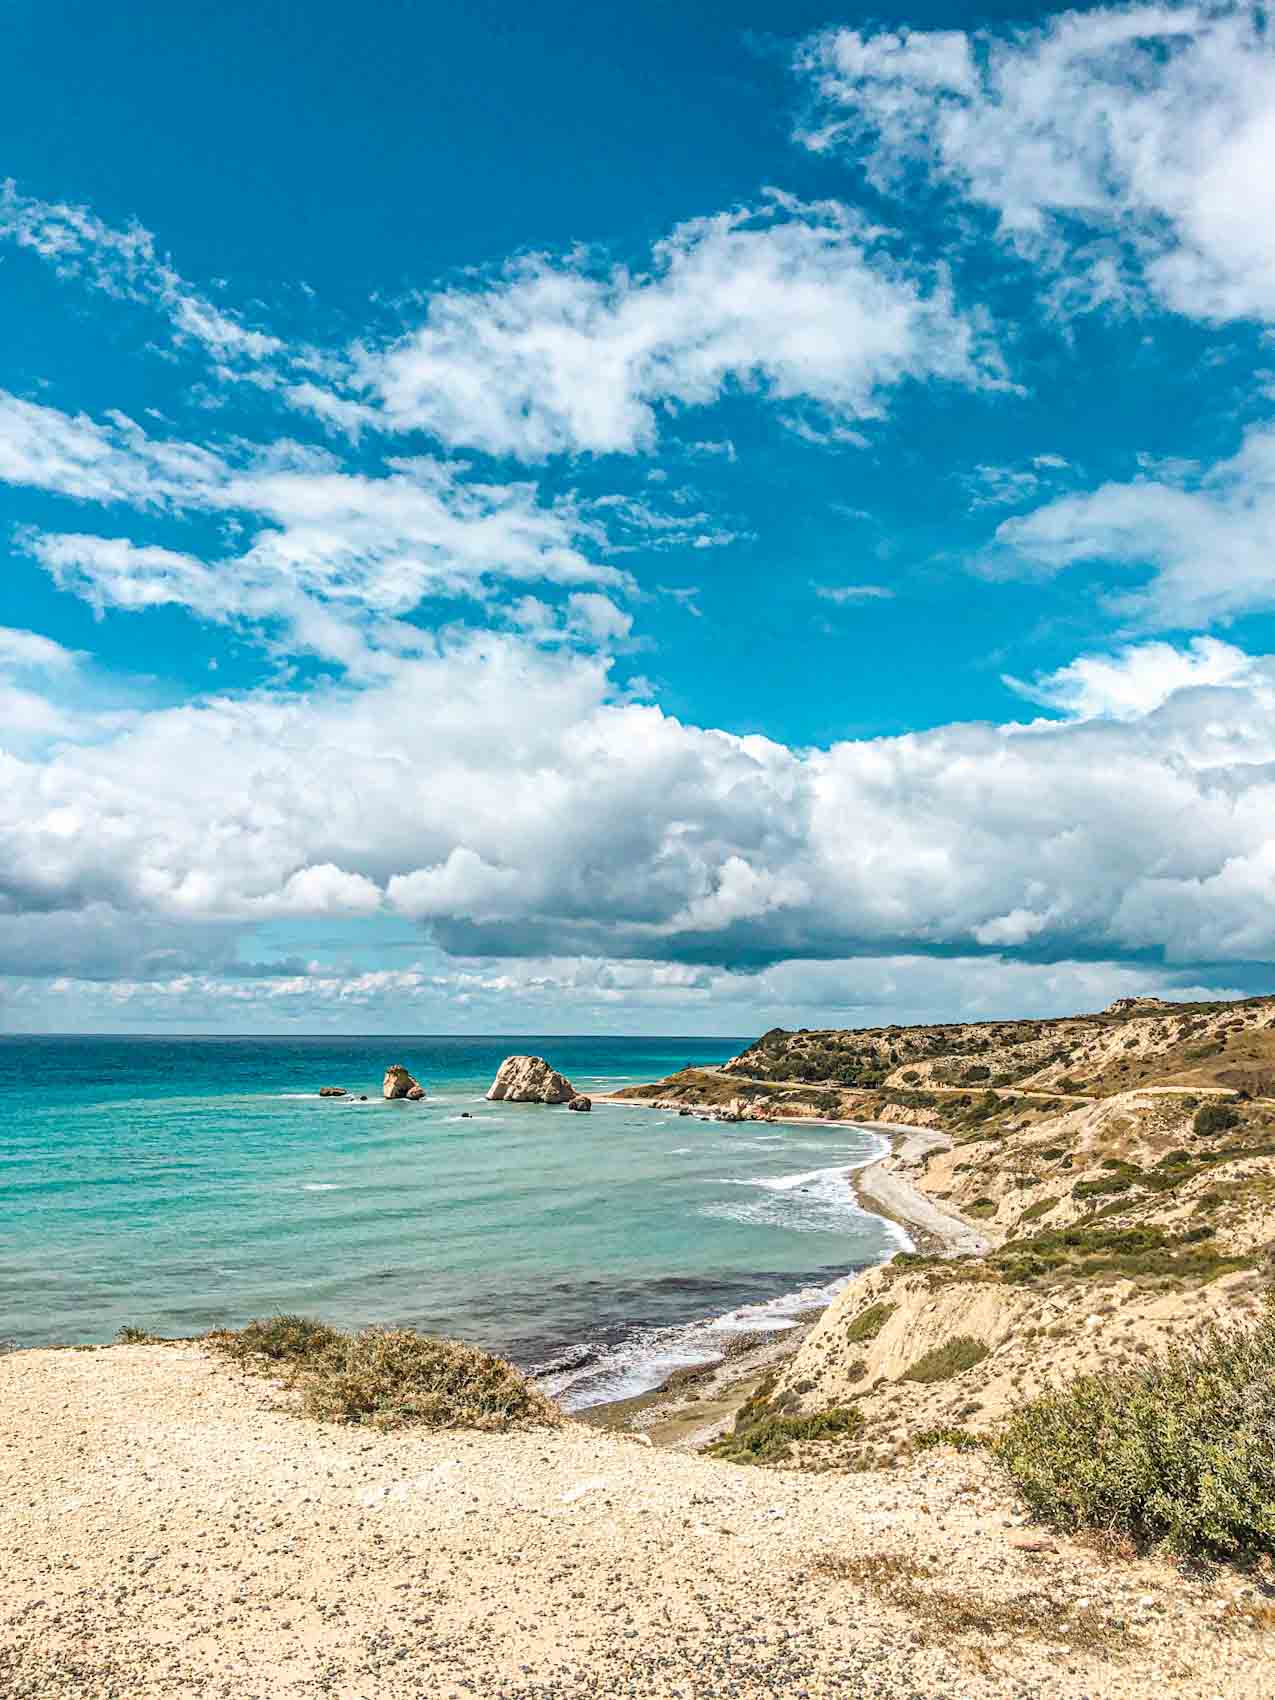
[
  {"left": 0, "top": 947, "right": 1240, "bottom": 1034},
  {"left": 813, "top": 583, "right": 894, "bottom": 603},
  {"left": 0, "top": 180, "right": 282, "bottom": 361},
  {"left": 795, "top": 3, "right": 1275, "bottom": 323},
  {"left": 994, "top": 423, "right": 1275, "bottom": 627},
  {"left": 0, "top": 625, "right": 79, "bottom": 673},
  {"left": 1006, "top": 636, "right": 1258, "bottom": 719},
  {"left": 352, "top": 195, "right": 1002, "bottom": 458},
  {"left": 3, "top": 630, "right": 1275, "bottom": 981},
  {"left": 0, "top": 392, "right": 630, "bottom": 670}
]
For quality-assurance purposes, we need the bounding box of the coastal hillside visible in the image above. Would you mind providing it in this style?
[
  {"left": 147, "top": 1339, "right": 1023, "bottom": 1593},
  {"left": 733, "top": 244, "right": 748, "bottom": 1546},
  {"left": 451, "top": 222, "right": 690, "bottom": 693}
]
[{"left": 617, "top": 994, "right": 1275, "bottom": 1470}]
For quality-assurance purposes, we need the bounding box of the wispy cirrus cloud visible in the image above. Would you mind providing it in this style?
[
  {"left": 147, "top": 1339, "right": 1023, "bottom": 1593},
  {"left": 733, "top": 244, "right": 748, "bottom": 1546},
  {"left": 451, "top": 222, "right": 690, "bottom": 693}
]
[
  {"left": 0, "top": 390, "right": 634, "bottom": 671},
  {"left": 0, "top": 179, "right": 283, "bottom": 362},
  {"left": 813, "top": 582, "right": 894, "bottom": 603}
]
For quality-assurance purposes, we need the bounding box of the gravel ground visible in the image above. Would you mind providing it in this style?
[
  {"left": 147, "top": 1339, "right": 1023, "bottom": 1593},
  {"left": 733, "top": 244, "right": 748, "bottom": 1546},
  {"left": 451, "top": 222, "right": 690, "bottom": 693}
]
[{"left": 1, "top": 1343, "right": 1271, "bottom": 1699}]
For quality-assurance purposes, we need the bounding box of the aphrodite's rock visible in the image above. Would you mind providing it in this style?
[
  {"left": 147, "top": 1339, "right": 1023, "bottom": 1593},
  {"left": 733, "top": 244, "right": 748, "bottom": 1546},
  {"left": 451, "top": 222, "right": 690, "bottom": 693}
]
[
  {"left": 383, "top": 1064, "right": 423, "bottom": 1100},
  {"left": 567, "top": 1095, "right": 592, "bottom": 1113},
  {"left": 318, "top": 1086, "right": 347, "bottom": 1097},
  {"left": 486, "top": 1055, "right": 577, "bottom": 1104}
]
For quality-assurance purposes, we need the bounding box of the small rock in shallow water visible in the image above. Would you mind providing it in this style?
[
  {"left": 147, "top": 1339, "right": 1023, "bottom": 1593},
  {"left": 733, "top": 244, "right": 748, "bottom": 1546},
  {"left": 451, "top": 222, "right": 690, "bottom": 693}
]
[
  {"left": 567, "top": 1095, "right": 592, "bottom": 1113},
  {"left": 318, "top": 1087, "right": 347, "bottom": 1097}
]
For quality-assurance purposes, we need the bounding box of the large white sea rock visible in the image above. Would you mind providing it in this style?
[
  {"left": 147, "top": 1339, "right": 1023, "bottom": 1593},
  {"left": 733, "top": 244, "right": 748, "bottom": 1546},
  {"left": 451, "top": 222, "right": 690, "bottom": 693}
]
[{"left": 486, "top": 1055, "right": 577, "bottom": 1104}]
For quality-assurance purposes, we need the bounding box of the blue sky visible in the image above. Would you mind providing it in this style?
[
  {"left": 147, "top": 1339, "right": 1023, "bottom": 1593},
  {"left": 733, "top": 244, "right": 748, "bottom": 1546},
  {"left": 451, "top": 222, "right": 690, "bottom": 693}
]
[{"left": 3, "top": 0, "right": 1275, "bottom": 1032}]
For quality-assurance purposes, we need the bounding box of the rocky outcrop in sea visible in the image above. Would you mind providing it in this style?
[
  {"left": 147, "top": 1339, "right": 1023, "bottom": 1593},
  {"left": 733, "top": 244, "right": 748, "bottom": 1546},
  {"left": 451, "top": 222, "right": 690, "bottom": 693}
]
[
  {"left": 486, "top": 1055, "right": 577, "bottom": 1103},
  {"left": 382, "top": 1065, "right": 425, "bottom": 1101}
]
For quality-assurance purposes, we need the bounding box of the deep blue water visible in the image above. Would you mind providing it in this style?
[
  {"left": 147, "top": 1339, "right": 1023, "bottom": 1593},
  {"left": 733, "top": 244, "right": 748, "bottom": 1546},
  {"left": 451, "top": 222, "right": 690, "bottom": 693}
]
[{"left": 0, "top": 1035, "right": 899, "bottom": 1406}]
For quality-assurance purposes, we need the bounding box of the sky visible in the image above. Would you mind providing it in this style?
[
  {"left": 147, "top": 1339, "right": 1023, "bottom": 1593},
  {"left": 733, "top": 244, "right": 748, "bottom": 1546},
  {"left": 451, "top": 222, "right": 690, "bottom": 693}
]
[{"left": 3, "top": 0, "right": 1275, "bottom": 1034}]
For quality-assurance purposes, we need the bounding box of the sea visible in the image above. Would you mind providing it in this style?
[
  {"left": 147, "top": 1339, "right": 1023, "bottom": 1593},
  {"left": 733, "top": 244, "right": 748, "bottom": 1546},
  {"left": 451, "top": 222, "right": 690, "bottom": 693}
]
[{"left": 0, "top": 1034, "right": 904, "bottom": 1409}]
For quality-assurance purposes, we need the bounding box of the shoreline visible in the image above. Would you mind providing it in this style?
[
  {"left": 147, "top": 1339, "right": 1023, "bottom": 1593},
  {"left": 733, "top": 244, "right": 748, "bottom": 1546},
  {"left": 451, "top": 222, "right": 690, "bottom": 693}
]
[{"left": 580, "top": 1099, "right": 988, "bottom": 1440}]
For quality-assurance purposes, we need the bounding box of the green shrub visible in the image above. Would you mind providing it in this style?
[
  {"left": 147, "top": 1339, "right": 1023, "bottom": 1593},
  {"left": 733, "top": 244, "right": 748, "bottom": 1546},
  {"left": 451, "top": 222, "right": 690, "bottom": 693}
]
[
  {"left": 914, "top": 1426, "right": 985, "bottom": 1452},
  {"left": 902, "top": 1335, "right": 990, "bottom": 1383},
  {"left": 993, "top": 1294, "right": 1275, "bottom": 1558},
  {"left": 113, "top": 1325, "right": 155, "bottom": 1345},
  {"left": 844, "top": 1301, "right": 896, "bottom": 1344},
  {"left": 965, "top": 1197, "right": 997, "bottom": 1219},
  {"left": 1072, "top": 1164, "right": 1140, "bottom": 1199},
  {"left": 1193, "top": 1102, "right": 1240, "bottom": 1137},
  {"left": 208, "top": 1313, "right": 341, "bottom": 1365},
  {"left": 208, "top": 1316, "right": 559, "bottom": 1433},
  {"left": 1019, "top": 1195, "right": 1058, "bottom": 1223},
  {"left": 708, "top": 1402, "right": 862, "bottom": 1465}
]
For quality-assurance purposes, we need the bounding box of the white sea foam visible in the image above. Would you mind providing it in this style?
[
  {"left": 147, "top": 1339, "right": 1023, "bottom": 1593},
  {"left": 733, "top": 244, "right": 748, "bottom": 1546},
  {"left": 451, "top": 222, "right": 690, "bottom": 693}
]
[{"left": 302, "top": 1183, "right": 341, "bottom": 1191}]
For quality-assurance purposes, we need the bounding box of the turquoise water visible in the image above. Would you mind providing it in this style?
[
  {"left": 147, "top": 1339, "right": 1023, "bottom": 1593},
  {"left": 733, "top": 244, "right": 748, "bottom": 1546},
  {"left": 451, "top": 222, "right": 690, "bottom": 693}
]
[{"left": 0, "top": 1035, "right": 900, "bottom": 1406}]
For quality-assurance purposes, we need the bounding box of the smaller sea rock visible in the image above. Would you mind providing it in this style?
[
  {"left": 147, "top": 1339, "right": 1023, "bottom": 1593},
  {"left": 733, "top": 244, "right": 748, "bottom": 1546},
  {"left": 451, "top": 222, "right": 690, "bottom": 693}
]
[
  {"left": 405, "top": 1085, "right": 426, "bottom": 1101},
  {"left": 567, "top": 1094, "right": 592, "bottom": 1113},
  {"left": 318, "top": 1087, "right": 347, "bottom": 1098},
  {"left": 383, "top": 1064, "right": 423, "bottom": 1101}
]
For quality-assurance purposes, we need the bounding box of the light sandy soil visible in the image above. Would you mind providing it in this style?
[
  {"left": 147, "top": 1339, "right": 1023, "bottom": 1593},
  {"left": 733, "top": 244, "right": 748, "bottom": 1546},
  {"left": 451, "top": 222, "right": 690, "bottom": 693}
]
[
  {"left": 849, "top": 1126, "right": 996, "bottom": 1258},
  {"left": 2, "top": 1343, "right": 1273, "bottom": 1700}
]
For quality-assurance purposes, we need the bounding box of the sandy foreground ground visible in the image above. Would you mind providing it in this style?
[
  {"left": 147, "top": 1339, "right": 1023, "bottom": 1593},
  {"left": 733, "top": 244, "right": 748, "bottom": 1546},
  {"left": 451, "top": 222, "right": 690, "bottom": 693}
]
[{"left": 2, "top": 1344, "right": 1273, "bottom": 1700}]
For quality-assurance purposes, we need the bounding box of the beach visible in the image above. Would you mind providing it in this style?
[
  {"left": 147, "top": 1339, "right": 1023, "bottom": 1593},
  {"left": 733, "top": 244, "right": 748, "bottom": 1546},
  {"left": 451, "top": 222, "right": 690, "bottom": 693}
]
[{"left": 4, "top": 1338, "right": 1271, "bottom": 1700}]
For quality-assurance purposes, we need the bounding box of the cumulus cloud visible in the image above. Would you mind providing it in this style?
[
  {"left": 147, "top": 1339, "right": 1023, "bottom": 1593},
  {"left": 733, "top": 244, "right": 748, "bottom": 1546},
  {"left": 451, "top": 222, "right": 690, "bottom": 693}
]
[
  {"left": 1006, "top": 636, "right": 1258, "bottom": 719},
  {"left": 993, "top": 423, "right": 1275, "bottom": 627},
  {"left": 3, "top": 632, "right": 1275, "bottom": 983},
  {"left": 795, "top": 2, "right": 1275, "bottom": 323},
  {"left": 352, "top": 195, "right": 1003, "bottom": 458}
]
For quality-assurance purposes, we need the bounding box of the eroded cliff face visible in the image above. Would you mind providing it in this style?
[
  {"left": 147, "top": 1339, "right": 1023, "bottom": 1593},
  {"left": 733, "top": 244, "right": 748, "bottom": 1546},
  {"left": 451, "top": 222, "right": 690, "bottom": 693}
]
[
  {"left": 486, "top": 1055, "right": 577, "bottom": 1104},
  {"left": 621, "top": 994, "right": 1275, "bottom": 1470}
]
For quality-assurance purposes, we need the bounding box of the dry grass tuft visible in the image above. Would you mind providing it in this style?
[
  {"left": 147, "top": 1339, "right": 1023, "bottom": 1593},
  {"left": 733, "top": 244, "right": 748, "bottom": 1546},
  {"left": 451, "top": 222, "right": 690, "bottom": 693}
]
[
  {"left": 207, "top": 1315, "right": 561, "bottom": 1433},
  {"left": 812, "top": 1550, "right": 1128, "bottom": 1657}
]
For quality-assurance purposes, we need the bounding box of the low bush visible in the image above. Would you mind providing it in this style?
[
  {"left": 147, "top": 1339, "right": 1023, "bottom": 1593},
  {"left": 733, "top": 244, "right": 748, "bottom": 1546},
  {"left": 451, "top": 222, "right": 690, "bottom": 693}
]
[
  {"left": 1019, "top": 1195, "right": 1059, "bottom": 1223},
  {"left": 1194, "top": 1102, "right": 1241, "bottom": 1137},
  {"left": 708, "top": 1401, "right": 862, "bottom": 1465},
  {"left": 207, "top": 1315, "right": 559, "bottom": 1433},
  {"left": 902, "top": 1335, "right": 990, "bottom": 1383},
  {"left": 913, "top": 1425, "right": 984, "bottom": 1452},
  {"left": 844, "top": 1301, "right": 896, "bottom": 1344},
  {"left": 993, "top": 1293, "right": 1275, "bottom": 1557},
  {"left": 207, "top": 1313, "right": 340, "bottom": 1364}
]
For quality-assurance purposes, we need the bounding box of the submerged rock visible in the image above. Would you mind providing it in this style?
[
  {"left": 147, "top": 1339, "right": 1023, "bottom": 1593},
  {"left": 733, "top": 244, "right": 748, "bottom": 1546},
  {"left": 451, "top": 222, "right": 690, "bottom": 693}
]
[
  {"left": 318, "top": 1086, "right": 347, "bottom": 1098},
  {"left": 567, "top": 1094, "right": 592, "bottom": 1113},
  {"left": 486, "top": 1055, "right": 577, "bottom": 1104},
  {"left": 383, "top": 1065, "right": 423, "bottom": 1101}
]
